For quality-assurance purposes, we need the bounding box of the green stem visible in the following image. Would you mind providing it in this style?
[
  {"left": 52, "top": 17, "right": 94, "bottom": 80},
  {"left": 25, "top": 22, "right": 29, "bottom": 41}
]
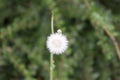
[
  {"left": 50, "top": 11, "right": 54, "bottom": 80},
  {"left": 51, "top": 11, "right": 54, "bottom": 34}
]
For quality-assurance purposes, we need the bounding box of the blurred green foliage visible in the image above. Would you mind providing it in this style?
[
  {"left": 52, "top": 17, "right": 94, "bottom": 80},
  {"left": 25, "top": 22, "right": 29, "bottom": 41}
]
[{"left": 0, "top": 0, "right": 120, "bottom": 80}]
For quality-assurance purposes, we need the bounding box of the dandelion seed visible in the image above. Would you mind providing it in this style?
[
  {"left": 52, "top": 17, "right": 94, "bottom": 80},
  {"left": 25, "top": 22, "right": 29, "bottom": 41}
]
[{"left": 47, "top": 29, "right": 68, "bottom": 54}]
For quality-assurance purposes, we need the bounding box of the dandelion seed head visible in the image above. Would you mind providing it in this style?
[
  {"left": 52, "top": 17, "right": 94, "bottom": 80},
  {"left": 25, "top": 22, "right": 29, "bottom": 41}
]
[{"left": 46, "top": 31, "right": 68, "bottom": 54}]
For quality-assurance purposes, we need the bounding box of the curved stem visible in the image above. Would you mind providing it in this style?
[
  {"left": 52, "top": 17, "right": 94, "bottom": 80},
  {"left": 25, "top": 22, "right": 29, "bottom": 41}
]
[
  {"left": 50, "top": 11, "right": 54, "bottom": 80},
  {"left": 51, "top": 11, "right": 54, "bottom": 34}
]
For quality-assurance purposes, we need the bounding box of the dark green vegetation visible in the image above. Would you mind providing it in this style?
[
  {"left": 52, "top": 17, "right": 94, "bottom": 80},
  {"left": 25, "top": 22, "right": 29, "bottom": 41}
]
[{"left": 0, "top": 0, "right": 120, "bottom": 80}]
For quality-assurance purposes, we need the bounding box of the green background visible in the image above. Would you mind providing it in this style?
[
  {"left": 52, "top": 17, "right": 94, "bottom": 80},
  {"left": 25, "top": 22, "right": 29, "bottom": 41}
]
[{"left": 0, "top": 0, "right": 120, "bottom": 80}]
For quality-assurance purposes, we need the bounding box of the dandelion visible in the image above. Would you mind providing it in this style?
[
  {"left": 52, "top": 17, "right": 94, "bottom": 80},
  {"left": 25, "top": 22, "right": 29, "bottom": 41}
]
[{"left": 47, "top": 29, "right": 68, "bottom": 54}]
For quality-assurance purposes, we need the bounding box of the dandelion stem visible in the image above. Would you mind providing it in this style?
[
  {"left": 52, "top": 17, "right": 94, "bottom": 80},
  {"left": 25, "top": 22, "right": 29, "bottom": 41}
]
[
  {"left": 50, "top": 11, "right": 54, "bottom": 80},
  {"left": 51, "top": 11, "right": 54, "bottom": 34}
]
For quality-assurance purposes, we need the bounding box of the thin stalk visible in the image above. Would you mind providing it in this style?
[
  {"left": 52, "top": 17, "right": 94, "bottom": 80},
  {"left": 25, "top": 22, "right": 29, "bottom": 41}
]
[
  {"left": 50, "top": 11, "right": 54, "bottom": 80},
  {"left": 51, "top": 11, "right": 54, "bottom": 34}
]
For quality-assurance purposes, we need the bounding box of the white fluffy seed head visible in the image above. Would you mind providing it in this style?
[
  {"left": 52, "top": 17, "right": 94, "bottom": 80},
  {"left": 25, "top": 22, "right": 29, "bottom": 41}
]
[{"left": 46, "top": 32, "right": 68, "bottom": 54}]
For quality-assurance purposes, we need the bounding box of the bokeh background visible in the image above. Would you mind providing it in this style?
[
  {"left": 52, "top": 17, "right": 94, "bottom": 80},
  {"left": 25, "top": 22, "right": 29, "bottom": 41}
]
[{"left": 0, "top": 0, "right": 120, "bottom": 80}]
